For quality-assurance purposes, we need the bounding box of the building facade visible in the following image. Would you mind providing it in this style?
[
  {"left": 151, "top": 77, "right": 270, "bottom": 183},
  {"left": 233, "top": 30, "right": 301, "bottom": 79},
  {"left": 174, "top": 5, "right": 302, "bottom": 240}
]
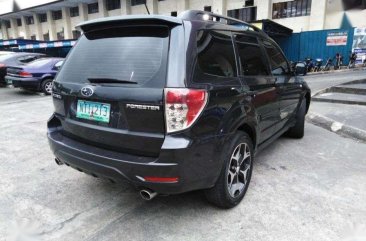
[{"left": 0, "top": 0, "right": 365, "bottom": 41}]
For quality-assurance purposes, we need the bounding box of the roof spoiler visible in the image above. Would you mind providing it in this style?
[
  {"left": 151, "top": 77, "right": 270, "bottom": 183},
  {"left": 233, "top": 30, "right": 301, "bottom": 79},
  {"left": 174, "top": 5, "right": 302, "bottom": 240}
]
[{"left": 77, "top": 15, "right": 182, "bottom": 32}]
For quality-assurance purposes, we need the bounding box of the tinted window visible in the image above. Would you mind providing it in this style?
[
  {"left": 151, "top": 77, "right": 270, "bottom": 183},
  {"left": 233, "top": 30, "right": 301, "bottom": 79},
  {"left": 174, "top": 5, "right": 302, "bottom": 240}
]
[
  {"left": 196, "top": 30, "right": 237, "bottom": 78},
  {"left": 56, "top": 26, "right": 169, "bottom": 87},
  {"left": 262, "top": 40, "right": 289, "bottom": 75},
  {"left": 235, "top": 35, "right": 268, "bottom": 76}
]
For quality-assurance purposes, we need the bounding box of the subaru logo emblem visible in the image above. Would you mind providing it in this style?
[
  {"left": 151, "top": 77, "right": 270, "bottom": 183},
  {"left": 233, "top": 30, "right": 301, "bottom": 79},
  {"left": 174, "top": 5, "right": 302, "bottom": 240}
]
[{"left": 81, "top": 86, "right": 94, "bottom": 97}]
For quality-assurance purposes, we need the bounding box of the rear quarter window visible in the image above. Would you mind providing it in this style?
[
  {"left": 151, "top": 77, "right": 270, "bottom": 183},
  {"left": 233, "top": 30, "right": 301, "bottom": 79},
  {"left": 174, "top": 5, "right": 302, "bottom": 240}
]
[
  {"left": 193, "top": 30, "right": 237, "bottom": 83},
  {"left": 56, "top": 26, "right": 169, "bottom": 87}
]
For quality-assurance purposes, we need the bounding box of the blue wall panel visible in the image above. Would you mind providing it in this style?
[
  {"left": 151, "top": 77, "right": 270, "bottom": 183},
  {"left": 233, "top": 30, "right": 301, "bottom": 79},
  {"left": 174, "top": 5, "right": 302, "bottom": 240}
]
[{"left": 275, "top": 28, "right": 354, "bottom": 64}]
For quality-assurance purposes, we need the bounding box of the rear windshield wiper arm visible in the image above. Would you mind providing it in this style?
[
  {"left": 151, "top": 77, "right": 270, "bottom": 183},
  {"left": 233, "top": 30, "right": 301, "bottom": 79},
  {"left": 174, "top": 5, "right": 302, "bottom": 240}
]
[{"left": 87, "top": 78, "right": 138, "bottom": 84}]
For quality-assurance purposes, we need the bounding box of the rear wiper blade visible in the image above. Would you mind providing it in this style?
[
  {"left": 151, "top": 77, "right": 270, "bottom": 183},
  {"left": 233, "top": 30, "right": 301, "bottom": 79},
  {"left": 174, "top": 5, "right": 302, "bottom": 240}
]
[{"left": 87, "top": 78, "right": 137, "bottom": 84}]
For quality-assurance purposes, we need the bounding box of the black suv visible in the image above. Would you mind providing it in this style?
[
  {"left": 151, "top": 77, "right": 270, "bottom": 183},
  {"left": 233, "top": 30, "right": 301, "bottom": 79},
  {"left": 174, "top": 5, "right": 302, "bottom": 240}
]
[{"left": 48, "top": 11, "right": 310, "bottom": 208}]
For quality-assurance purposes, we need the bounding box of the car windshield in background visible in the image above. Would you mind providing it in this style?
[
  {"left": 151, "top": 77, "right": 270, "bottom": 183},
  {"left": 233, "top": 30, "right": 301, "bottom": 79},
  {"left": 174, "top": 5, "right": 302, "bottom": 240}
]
[{"left": 56, "top": 26, "right": 169, "bottom": 87}]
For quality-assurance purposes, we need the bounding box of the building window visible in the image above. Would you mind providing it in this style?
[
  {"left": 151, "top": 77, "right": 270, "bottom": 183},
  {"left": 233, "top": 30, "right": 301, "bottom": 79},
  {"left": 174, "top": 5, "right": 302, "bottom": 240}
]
[
  {"left": 343, "top": 0, "right": 366, "bottom": 10},
  {"left": 57, "top": 31, "right": 64, "bottom": 40},
  {"left": 106, "top": 0, "right": 121, "bottom": 11},
  {"left": 17, "top": 18, "right": 22, "bottom": 27},
  {"left": 43, "top": 33, "right": 50, "bottom": 41},
  {"left": 131, "top": 0, "right": 146, "bottom": 6},
  {"left": 52, "top": 10, "right": 62, "bottom": 20},
  {"left": 38, "top": 13, "right": 47, "bottom": 23},
  {"left": 70, "top": 6, "right": 79, "bottom": 17},
  {"left": 245, "top": 0, "right": 254, "bottom": 7},
  {"left": 272, "top": 0, "right": 312, "bottom": 19},
  {"left": 25, "top": 16, "right": 34, "bottom": 25},
  {"left": 88, "top": 2, "right": 99, "bottom": 14},
  {"left": 204, "top": 6, "right": 212, "bottom": 12},
  {"left": 72, "top": 30, "right": 81, "bottom": 39},
  {"left": 171, "top": 11, "right": 177, "bottom": 17},
  {"left": 227, "top": 7, "right": 257, "bottom": 22},
  {"left": 30, "top": 35, "right": 36, "bottom": 40},
  {"left": 4, "top": 20, "right": 11, "bottom": 28}
]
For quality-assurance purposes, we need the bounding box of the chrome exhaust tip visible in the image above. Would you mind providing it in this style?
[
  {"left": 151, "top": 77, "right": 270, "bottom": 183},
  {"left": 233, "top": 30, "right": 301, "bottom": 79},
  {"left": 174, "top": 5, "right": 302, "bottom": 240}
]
[
  {"left": 139, "top": 189, "right": 157, "bottom": 201},
  {"left": 55, "top": 158, "right": 63, "bottom": 166}
]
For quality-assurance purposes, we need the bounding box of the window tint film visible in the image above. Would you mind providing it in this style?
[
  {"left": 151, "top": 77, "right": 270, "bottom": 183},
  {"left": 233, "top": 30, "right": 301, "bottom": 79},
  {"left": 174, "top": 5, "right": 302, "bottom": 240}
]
[
  {"left": 262, "top": 40, "right": 289, "bottom": 75},
  {"left": 196, "top": 30, "right": 237, "bottom": 78},
  {"left": 235, "top": 35, "right": 268, "bottom": 76},
  {"left": 56, "top": 26, "right": 169, "bottom": 87}
]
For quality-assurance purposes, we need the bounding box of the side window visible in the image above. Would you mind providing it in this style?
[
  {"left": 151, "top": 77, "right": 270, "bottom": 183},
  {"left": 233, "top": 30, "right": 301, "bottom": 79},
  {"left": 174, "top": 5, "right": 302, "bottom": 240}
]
[
  {"left": 235, "top": 35, "right": 269, "bottom": 76},
  {"left": 195, "top": 30, "right": 237, "bottom": 79},
  {"left": 262, "top": 40, "right": 289, "bottom": 75}
]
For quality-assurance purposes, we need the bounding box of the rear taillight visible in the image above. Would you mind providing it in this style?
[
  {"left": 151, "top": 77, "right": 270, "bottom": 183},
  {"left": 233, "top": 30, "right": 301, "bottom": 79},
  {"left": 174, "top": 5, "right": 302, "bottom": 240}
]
[
  {"left": 0, "top": 63, "right": 5, "bottom": 68},
  {"left": 19, "top": 71, "right": 32, "bottom": 77},
  {"left": 164, "top": 88, "right": 207, "bottom": 133}
]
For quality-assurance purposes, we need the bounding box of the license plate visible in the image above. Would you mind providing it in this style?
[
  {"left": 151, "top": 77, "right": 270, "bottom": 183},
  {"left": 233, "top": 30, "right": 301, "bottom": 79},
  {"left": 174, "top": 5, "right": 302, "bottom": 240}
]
[{"left": 76, "top": 100, "right": 111, "bottom": 123}]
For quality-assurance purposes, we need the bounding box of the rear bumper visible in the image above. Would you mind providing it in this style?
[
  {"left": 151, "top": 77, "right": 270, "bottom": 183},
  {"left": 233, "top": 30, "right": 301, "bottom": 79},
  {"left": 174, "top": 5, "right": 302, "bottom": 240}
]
[
  {"left": 47, "top": 115, "right": 229, "bottom": 194},
  {"left": 6, "top": 75, "right": 40, "bottom": 89}
]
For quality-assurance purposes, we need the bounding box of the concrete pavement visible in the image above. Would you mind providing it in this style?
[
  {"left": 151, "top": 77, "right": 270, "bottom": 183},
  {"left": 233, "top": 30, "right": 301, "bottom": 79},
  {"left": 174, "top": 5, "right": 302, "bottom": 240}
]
[
  {"left": 303, "top": 69, "right": 366, "bottom": 94},
  {"left": 0, "top": 85, "right": 366, "bottom": 241},
  {"left": 304, "top": 70, "right": 366, "bottom": 142}
]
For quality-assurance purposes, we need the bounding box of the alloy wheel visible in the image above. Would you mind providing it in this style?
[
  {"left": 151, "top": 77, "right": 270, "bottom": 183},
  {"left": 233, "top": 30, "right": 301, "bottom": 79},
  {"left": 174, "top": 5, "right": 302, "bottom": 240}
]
[
  {"left": 227, "top": 143, "right": 251, "bottom": 198},
  {"left": 45, "top": 81, "right": 53, "bottom": 94}
]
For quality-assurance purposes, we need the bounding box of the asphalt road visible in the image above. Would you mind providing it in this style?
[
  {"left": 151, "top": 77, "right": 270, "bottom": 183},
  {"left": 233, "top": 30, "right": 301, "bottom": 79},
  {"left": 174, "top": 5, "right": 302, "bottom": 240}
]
[{"left": 1, "top": 71, "right": 366, "bottom": 241}]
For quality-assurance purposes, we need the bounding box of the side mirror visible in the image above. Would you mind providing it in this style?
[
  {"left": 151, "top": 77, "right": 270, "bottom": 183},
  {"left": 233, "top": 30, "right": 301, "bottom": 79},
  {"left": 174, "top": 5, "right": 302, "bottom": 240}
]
[{"left": 294, "top": 62, "right": 307, "bottom": 76}]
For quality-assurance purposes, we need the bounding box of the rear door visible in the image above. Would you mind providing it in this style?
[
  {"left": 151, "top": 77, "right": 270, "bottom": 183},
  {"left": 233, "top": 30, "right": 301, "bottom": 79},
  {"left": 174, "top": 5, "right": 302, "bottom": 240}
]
[
  {"left": 234, "top": 34, "right": 281, "bottom": 143},
  {"left": 261, "top": 40, "right": 302, "bottom": 130},
  {"left": 53, "top": 25, "right": 173, "bottom": 157}
]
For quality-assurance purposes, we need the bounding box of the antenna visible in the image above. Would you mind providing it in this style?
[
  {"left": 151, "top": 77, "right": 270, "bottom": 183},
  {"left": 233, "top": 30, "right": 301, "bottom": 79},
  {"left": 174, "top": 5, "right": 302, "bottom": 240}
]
[{"left": 144, "top": 3, "right": 150, "bottom": 15}]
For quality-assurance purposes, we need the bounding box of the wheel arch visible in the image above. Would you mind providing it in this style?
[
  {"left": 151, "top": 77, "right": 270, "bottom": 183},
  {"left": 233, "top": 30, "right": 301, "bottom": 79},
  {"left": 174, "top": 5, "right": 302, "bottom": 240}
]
[{"left": 237, "top": 122, "right": 257, "bottom": 151}]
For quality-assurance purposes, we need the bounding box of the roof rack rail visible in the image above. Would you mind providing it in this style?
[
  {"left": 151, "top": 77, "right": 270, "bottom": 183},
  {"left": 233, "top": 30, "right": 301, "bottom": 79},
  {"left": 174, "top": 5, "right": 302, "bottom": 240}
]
[{"left": 178, "top": 10, "right": 262, "bottom": 33}]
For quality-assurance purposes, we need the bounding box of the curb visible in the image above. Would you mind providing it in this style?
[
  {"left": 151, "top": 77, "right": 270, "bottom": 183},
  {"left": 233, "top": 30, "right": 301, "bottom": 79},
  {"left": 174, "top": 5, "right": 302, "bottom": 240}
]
[
  {"left": 307, "top": 66, "right": 366, "bottom": 76},
  {"left": 311, "top": 97, "right": 366, "bottom": 106},
  {"left": 306, "top": 112, "right": 366, "bottom": 143},
  {"left": 311, "top": 79, "right": 366, "bottom": 105}
]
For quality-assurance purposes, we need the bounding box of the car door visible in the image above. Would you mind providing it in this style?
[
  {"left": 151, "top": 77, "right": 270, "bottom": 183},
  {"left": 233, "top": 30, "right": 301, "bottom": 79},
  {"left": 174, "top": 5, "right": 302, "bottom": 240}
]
[
  {"left": 261, "top": 40, "right": 302, "bottom": 131},
  {"left": 234, "top": 34, "right": 281, "bottom": 143}
]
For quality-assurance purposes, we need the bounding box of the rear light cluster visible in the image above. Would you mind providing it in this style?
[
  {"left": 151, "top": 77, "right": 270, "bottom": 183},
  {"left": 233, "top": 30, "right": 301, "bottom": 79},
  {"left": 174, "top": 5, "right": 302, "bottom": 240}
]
[
  {"left": 0, "top": 63, "right": 5, "bottom": 68},
  {"left": 164, "top": 88, "right": 207, "bottom": 133},
  {"left": 19, "top": 71, "right": 32, "bottom": 77}
]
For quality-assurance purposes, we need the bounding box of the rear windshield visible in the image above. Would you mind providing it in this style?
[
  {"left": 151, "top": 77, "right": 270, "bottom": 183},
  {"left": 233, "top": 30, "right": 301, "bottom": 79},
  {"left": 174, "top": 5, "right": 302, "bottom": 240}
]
[
  {"left": 56, "top": 26, "right": 169, "bottom": 87},
  {"left": 27, "top": 58, "right": 52, "bottom": 67}
]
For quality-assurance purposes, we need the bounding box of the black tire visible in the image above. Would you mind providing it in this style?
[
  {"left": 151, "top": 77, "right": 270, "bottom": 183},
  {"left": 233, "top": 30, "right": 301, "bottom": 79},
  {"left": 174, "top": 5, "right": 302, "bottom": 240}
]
[
  {"left": 286, "top": 98, "right": 306, "bottom": 138},
  {"left": 41, "top": 78, "right": 53, "bottom": 95},
  {"left": 204, "top": 131, "right": 254, "bottom": 209}
]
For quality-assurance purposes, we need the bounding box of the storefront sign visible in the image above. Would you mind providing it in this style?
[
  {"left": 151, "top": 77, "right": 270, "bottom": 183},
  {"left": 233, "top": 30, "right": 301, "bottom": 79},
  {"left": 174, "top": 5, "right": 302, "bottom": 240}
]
[{"left": 326, "top": 31, "right": 348, "bottom": 46}]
